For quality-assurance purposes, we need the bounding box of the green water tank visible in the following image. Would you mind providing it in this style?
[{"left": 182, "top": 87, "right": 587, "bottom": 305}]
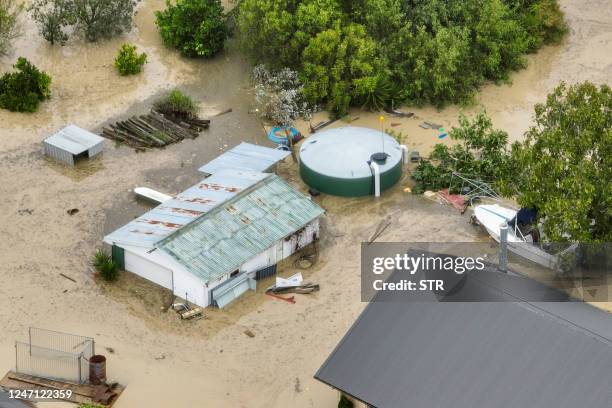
[{"left": 299, "top": 127, "right": 404, "bottom": 197}]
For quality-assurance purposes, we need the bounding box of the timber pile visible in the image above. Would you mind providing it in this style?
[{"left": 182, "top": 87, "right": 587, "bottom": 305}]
[{"left": 101, "top": 110, "right": 210, "bottom": 149}]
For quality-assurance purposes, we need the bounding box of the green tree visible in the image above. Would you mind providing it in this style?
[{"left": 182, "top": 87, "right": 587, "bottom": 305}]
[
  {"left": 301, "top": 23, "right": 382, "bottom": 116},
  {"left": 72, "top": 0, "right": 136, "bottom": 42},
  {"left": 411, "top": 112, "right": 511, "bottom": 193},
  {"left": 509, "top": 82, "right": 611, "bottom": 242},
  {"left": 0, "top": 0, "right": 22, "bottom": 56},
  {"left": 28, "top": 0, "right": 73, "bottom": 45},
  {"left": 156, "top": 0, "right": 227, "bottom": 58},
  {"left": 0, "top": 57, "right": 51, "bottom": 112},
  {"left": 238, "top": 0, "right": 297, "bottom": 65},
  {"left": 114, "top": 43, "right": 147, "bottom": 75}
]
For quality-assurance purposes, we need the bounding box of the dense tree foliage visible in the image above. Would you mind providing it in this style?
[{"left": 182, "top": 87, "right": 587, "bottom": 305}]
[
  {"left": 238, "top": 0, "right": 567, "bottom": 115},
  {"left": 155, "top": 0, "right": 227, "bottom": 58},
  {"left": 508, "top": 82, "right": 611, "bottom": 242},
  {"left": 0, "top": 57, "right": 51, "bottom": 112},
  {"left": 0, "top": 0, "right": 22, "bottom": 56},
  {"left": 28, "top": 0, "right": 136, "bottom": 43}
]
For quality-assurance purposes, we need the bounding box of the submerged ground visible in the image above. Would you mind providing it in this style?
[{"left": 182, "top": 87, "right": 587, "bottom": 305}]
[{"left": 0, "top": 0, "right": 611, "bottom": 406}]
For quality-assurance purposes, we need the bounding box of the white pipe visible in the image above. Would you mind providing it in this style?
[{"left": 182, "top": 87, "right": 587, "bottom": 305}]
[
  {"left": 400, "top": 145, "right": 409, "bottom": 164},
  {"left": 369, "top": 162, "right": 381, "bottom": 198}
]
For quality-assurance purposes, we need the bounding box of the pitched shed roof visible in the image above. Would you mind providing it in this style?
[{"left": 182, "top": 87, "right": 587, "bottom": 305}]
[
  {"left": 315, "top": 262, "right": 612, "bottom": 408},
  {"left": 198, "top": 142, "right": 290, "bottom": 174},
  {"left": 44, "top": 125, "right": 104, "bottom": 154},
  {"left": 157, "top": 174, "right": 324, "bottom": 283},
  {"left": 104, "top": 169, "right": 268, "bottom": 248}
]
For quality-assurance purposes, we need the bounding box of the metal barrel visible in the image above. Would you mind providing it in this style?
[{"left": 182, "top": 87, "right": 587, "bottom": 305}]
[{"left": 89, "top": 355, "right": 107, "bottom": 385}]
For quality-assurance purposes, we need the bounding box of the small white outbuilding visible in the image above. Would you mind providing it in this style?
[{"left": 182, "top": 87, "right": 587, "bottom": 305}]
[{"left": 43, "top": 125, "right": 104, "bottom": 166}]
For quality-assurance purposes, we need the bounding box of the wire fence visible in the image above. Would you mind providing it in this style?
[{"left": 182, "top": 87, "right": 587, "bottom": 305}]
[{"left": 15, "top": 327, "right": 95, "bottom": 384}]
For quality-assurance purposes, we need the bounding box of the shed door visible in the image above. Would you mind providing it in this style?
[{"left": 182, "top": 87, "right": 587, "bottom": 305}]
[{"left": 212, "top": 273, "right": 253, "bottom": 308}]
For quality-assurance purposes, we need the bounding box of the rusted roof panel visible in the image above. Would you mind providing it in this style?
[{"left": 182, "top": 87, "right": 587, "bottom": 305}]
[{"left": 104, "top": 169, "right": 269, "bottom": 248}]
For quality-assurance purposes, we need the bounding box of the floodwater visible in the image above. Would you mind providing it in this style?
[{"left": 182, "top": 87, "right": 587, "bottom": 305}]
[{"left": 0, "top": 0, "right": 611, "bottom": 407}]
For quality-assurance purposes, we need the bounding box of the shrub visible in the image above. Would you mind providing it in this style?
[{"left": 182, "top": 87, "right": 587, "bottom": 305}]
[
  {"left": 155, "top": 0, "right": 227, "bottom": 58},
  {"left": 0, "top": 57, "right": 52, "bottom": 112},
  {"left": 92, "top": 249, "right": 119, "bottom": 281},
  {"left": 338, "top": 394, "right": 354, "bottom": 408},
  {"left": 114, "top": 44, "right": 147, "bottom": 75},
  {"left": 0, "top": 0, "right": 23, "bottom": 56},
  {"left": 153, "top": 89, "right": 198, "bottom": 118},
  {"left": 28, "top": 0, "right": 73, "bottom": 45},
  {"left": 72, "top": 0, "right": 136, "bottom": 42}
]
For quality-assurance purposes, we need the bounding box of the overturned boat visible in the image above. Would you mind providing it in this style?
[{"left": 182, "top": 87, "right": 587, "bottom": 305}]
[{"left": 472, "top": 204, "right": 575, "bottom": 271}]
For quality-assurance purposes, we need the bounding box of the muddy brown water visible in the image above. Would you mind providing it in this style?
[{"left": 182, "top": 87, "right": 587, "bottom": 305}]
[{"left": 0, "top": 0, "right": 611, "bottom": 407}]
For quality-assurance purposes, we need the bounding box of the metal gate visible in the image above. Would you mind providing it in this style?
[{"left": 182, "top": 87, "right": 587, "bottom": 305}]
[{"left": 15, "top": 327, "right": 95, "bottom": 384}]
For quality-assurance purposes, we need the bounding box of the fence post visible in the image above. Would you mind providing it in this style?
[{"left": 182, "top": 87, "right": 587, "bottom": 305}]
[
  {"left": 499, "top": 222, "right": 508, "bottom": 273},
  {"left": 78, "top": 353, "right": 83, "bottom": 384},
  {"left": 28, "top": 327, "right": 32, "bottom": 356},
  {"left": 15, "top": 342, "right": 18, "bottom": 373}
]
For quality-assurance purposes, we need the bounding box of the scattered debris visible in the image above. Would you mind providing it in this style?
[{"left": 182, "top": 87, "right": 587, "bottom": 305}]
[
  {"left": 309, "top": 118, "right": 337, "bottom": 133},
  {"left": 421, "top": 121, "right": 443, "bottom": 129},
  {"left": 410, "top": 151, "right": 421, "bottom": 162},
  {"left": 101, "top": 110, "right": 210, "bottom": 149},
  {"left": 155, "top": 354, "right": 165, "bottom": 360},
  {"left": 66, "top": 208, "right": 79, "bottom": 215},
  {"left": 390, "top": 122, "right": 402, "bottom": 127},
  {"left": 172, "top": 302, "right": 204, "bottom": 320},
  {"left": 59, "top": 273, "right": 76, "bottom": 283},
  {"left": 349, "top": 116, "right": 360, "bottom": 122},
  {"left": 214, "top": 108, "right": 232, "bottom": 117},
  {"left": 438, "top": 189, "right": 467, "bottom": 212},
  {"left": 367, "top": 219, "right": 391, "bottom": 245},
  {"left": 384, "top": 107, "right": 414, "bottom": 118},
  {"left": 17, "top": 209, "right": 33, "bottom": 215},
  {"left": 105, "top": 347, "right": 115, "bottom": 354},
  {"left": 295, "top": 377, "right": 302, "bottom": 393},
  {"left": 243, "top": 329, "right": 255, "bottom": 338},
  {"left": 266, "top": 292, "right": 296, "bottom": 304},
  {"left": 404, "top": 187, "right": 412, "bottom": 193},
  {"left": 308, "top": 187, "right": 321, "bottom": 197}
]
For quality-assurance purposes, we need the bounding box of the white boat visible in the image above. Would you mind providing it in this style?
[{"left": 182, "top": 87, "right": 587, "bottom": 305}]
[
  {"left": 473, "top": 204, "right": 575, "bottom": 271},
  {"left": 473, "top": 204, "right": 524, "bottom": 243},
  {"left": 134, "top": 187, "right": 173, "bottom": 204}
]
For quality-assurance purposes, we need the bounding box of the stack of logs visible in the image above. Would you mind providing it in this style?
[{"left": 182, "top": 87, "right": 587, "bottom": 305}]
[{"left": 101, "top": 110, "right": 210, "bottom": 149}]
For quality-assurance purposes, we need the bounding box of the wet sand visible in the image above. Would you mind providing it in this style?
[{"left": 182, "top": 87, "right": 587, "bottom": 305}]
[{"left": 1, "top": 0, "right": 611, "bottom": 406}]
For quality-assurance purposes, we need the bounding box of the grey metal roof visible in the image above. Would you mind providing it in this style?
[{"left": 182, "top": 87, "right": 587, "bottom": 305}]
[
  {"left": 198, "top": 142, "right": 290, "bottom": 174},
  {"left": 299, "top": 127, "right": 403, "bottom": 178},
  {"left": 157, "top": 174, "right": 324, "bottom": 283},
  {"left": 104, "top": 169, "right": 269, "bottom": 248},
  {"left": 43, "top": 124, "right": 104, "bottom": 154},
  {"left": 316, "top": 263, "right": 612, "bottom": 408}
]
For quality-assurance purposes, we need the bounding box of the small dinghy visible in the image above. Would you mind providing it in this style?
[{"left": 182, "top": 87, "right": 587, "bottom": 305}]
[{"left": 134, "top": 187, "right": 173, "bottom": 204}]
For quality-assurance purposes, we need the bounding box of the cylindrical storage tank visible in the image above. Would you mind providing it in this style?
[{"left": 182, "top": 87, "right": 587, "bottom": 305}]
[
  {"left": 299, "top": 127, "right": 403, "bottom": 197},
  {"left": 89, "top": 355, "right": 107, "bottom": 385}
]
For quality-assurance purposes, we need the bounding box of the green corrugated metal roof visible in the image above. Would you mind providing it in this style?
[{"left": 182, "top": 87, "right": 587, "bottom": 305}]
[{"left": 156, "top": 174, "right": 324, "bottom": 283}]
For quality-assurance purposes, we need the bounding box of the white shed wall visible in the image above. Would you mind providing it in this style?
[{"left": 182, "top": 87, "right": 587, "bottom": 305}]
[{"left": 124, "top": 249, "right": 173, "bottom": 290}]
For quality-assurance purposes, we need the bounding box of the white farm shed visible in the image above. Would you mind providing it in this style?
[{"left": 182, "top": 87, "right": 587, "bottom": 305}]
[
  {"left": 43, "top": 125, "right": 104, "bottom": 166},
  {"left": 104, "top": 170, "right": 324, "bottom": 309}
]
